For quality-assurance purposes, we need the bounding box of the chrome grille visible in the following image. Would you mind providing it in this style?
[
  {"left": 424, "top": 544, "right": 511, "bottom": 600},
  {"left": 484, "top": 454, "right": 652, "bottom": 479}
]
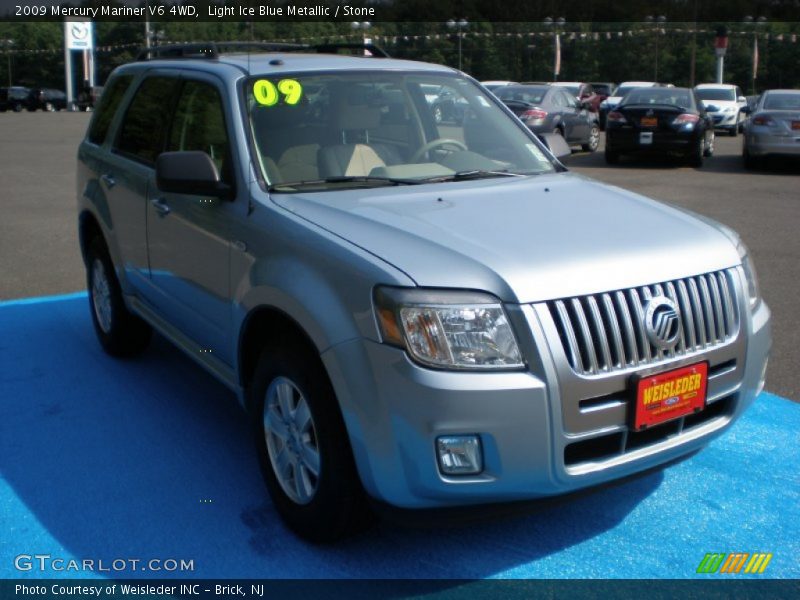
[{"left": 548, "top": 270, "right": 739, "bottom": 375}]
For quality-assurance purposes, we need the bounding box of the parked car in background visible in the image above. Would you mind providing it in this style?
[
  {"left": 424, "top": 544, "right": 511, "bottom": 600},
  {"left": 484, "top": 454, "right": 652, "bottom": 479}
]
[
  {"left": 694, "top": 84, "right": 747, "bottom": 136},
  {"left": 0, "top": 86, "right": 30, "bottom": 112},
  {"left": 26, "top": 88, "right": 68, "bottom": 111},
  {"left": 598, "top": 81, "right": 659, "bottom": 129},
  {"left": 495, "top": 84, "right": 600, "bottom": 152},
  {"left": 586, "top": 82, "right": 615, "bottom": 112},
  {"left": 481, "top": 80, "right": 518, "bottom": 92},
  {"left": 742, "top": 89, "right": 800, "bottom": 168},
  {"left": 421, "top": 84, "right": 470, "bottom": 124},
  {"left": 77, "top": 85, "right": 104, "bottom": 112},
  {"left": 550, "top": 81, "right": 594, "bottom": 101},
  {"left": 551, "top": 81, "right": 606, "bottom": 114},
  {"left": 605, "top": 86, "right": 714, "bottom": 166}
]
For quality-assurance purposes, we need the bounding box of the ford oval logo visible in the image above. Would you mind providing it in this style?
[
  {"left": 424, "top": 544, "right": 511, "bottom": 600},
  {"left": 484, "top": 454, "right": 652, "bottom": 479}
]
[{"left": 644, "top": 296, "right": 681, "bottom": 349}]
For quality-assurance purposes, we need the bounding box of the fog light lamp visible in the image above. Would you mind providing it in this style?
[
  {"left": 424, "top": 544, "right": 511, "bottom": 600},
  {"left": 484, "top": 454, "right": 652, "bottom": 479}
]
[{"left": 436, "top": 435, "right": 483, "bottom": 475}]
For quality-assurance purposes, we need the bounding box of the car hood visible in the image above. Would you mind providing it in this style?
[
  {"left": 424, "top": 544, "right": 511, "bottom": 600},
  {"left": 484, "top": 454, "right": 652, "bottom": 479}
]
[
  {"left": 602, "top": 96, "right": 622, "bottom": 107},
  {"left": 270, "top": 173, "right": 740, "bottom": 303}
]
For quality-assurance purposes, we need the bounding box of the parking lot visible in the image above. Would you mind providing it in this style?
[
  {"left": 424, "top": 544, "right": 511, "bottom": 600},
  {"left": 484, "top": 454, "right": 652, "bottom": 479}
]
[{"left": 1, "top": 112, "right": 797, "bottom": 399}]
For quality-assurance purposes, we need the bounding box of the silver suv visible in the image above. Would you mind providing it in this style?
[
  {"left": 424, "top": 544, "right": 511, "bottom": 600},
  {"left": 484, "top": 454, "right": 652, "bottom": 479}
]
[{"left": 77, "top": 42, "right": 771, "bottom": 541}]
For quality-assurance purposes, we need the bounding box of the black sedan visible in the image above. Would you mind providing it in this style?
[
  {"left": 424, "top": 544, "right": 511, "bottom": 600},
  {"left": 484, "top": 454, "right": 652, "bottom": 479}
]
[
  {"left": 605, "top": 87, "right": 714, "bottom": 166},
  {"left": 494, "top": 85, "right": 600, "bottom": 152}
]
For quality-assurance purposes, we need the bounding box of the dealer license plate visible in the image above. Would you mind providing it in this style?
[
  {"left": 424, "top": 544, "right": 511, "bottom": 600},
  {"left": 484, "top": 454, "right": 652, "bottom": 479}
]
[
  {"left": 641, "top": 116, "right": 658, "bottom": 127},
  {"left": 631, "top": 362, "right": 708, "bottom": 431}
]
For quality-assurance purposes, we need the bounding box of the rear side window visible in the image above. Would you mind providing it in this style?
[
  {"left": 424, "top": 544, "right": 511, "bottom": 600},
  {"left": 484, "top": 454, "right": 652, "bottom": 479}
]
[
  {"left": 114, "top": 76, "right": 180, "bottom": 165},
  {"left": 87, "top": 75, "right": 133, "bottom": 145}
]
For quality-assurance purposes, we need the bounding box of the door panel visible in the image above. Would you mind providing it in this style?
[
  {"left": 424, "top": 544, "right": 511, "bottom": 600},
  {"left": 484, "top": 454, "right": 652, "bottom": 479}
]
[{"left": 145, "top": 77, "right": 235, "bottom": 365}]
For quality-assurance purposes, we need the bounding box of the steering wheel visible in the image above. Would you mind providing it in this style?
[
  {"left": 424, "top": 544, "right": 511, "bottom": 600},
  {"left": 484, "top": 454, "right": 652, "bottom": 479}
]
[{"left": 410, "top": 138, "right": 468, "bottom": 163}]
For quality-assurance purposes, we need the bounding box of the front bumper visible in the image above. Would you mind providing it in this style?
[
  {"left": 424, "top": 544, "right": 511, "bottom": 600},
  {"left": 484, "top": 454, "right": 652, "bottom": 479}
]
[
  {"left": 321, "top": 285, "right": 771, "bottom": 509},
  {"left": 711, "top": 112, "right": 739, "bottom": 129}
]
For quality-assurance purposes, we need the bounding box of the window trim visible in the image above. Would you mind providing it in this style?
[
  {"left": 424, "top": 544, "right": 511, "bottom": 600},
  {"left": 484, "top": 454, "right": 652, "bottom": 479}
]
[{"left": 111, "top": 73, "right": 182, "bottom": 168}]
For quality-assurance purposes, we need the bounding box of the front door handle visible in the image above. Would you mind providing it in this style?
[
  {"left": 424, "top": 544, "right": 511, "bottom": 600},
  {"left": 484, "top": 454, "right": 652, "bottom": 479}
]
[
  {"left": 150, "top": 197, "right": 171, "bottom": 217},
  {"left": 100, "top": 173, "right": 116, "bottom": 188}
]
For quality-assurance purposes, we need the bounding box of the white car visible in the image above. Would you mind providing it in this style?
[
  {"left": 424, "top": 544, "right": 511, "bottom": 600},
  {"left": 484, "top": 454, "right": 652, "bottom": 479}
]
[
  {"left": 598, "top": 81, "right": 659, "bottom": 128},
  {"left": 695, "top": 84, "right": 748, "bottom": 137}
]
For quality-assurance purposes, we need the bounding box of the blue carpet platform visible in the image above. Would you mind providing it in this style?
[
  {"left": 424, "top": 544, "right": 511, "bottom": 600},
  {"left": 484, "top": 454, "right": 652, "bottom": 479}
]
[{"left": 1, "top": 293, "right": 798, "bottom": 579}]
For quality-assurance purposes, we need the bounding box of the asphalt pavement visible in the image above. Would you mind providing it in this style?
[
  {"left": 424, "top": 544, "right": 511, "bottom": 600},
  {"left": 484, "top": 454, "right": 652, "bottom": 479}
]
[{"left": 0, "top": 112, "right": 797, "bottom": 399}]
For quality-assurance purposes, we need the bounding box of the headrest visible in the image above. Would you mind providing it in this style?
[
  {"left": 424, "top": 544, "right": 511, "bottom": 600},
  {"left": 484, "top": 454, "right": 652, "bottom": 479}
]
[{"left": 337, "top": 104, "right": 381, "bottom": 130}]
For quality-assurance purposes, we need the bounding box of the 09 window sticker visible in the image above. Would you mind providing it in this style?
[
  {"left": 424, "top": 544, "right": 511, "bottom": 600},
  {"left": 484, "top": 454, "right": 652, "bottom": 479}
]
[{"left": 253, "top": 79, "right": 303, "bottom": 106}]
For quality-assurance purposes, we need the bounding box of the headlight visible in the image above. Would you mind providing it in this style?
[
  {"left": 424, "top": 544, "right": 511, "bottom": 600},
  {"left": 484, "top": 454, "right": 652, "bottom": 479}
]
[
  {"left": 737, "top": 241, "right": 760, "bottom": 310},
  {"left": 374, "top": 287, "right": 524, "bottom": 370},
  {"left": 724, "top": 106, "right": 737, "bottom": 113}
]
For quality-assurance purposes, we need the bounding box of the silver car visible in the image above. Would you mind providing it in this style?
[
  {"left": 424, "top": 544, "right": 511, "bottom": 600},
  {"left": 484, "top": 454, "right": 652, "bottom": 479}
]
[
  {"left": 742, "top": 89, "right": 800, "bottom": 168},
  {"left": 77, "top": 43, "right": 771, "bottom": 542}
]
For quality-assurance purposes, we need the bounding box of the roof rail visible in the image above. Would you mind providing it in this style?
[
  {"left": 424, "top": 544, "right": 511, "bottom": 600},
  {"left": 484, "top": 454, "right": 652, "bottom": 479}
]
[
  {"left": 136, "top": 41, "right": 390, "bottom": 62},
  {"left": 311, "top": 43, "right": 390, "bottom": 58}
]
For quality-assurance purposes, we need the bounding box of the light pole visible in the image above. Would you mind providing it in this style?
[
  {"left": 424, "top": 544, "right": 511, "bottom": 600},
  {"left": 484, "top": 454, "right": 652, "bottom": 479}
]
[
  {"left": 645, "top": 15, "right": 667, "bottom": 82},
  {"left": 351, "top": 21, "right": 372, "bottom": 53},
  {"left": 446, "top": 18, "right": 468, "bottom": 71},
  {"left": 1, "top": 39, "right": 13, "bottom": 86},
  {"left": 744, "top": 16, "right": 767, "bottom": 95},
  {"left": 543, "top": 17, "right": 565, "bottom": 82}
]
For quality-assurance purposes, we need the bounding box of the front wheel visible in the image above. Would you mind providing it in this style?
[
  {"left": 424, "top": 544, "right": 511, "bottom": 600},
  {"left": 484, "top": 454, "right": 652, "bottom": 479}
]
[
  {"left": 582, "top": 124, "right": 600, "bottom": 153},
  {"left": 703, "top": 131, "right": 715, "bottom": 157},
  {"left": 86, "top": 237, "right": 152, "bottom": 357},
  {"left": 249, "top": 342, "right": 371, "bottom": 542}
]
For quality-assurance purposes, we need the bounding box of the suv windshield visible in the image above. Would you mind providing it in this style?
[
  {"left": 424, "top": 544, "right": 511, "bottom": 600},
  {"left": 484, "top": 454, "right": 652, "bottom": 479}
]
[
  {"left": 245, "top": 71, "right": 556, "bottom": 191},
  {"left": 696, "top": 88, "right": 736, "bottom": 102}
]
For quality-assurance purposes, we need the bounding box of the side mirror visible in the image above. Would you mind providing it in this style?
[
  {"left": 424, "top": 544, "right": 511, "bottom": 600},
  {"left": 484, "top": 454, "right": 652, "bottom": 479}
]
[
  {"left": 740, "top": 105, "right": 752, "bottom": 115},
  {"left": 156, "top": 151, "right": 231, "bottom": 198},
  {"left": 538, "top": 132, "right": 571, "bottom": 159},
  {"left": 737, "top": 96, "right": 747, "bottom": 103}
]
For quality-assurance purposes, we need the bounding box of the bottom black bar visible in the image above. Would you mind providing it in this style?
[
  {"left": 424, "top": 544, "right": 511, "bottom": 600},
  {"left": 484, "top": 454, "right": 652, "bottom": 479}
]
[{"left": 2, "top": 579, "right": 799, "bottom": 600}]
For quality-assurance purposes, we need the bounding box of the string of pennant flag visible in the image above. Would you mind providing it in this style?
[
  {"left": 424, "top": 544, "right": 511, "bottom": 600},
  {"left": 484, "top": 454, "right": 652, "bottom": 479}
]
[{"left": 3, "top": 29, "right": 797, "bottom": 56}]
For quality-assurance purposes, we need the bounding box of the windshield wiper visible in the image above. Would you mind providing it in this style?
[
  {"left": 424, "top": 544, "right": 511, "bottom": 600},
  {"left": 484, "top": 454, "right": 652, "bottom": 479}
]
[
  {"left": 418, "top": 169, "right": 527, "bottom": 184},
  {"left": 268, "top": 175, "right": 423, "bottom": 191}
]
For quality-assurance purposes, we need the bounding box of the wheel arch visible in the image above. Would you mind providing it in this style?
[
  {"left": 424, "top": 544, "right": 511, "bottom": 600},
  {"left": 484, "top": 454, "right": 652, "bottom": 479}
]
[{"left": 238, "top": 305, "right": 326, "bottom": 402}]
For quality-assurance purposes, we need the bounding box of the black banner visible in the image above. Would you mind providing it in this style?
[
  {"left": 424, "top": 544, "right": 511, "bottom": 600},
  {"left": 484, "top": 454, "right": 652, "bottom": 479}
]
[{"left": 3, "top": 579, "right": 800, "bottom": 600}]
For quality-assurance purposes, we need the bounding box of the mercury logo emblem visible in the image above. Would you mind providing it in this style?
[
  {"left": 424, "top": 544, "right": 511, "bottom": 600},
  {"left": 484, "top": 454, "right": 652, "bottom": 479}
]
[{"left": 644, "top": 296, "right": 681, "bottom": 349}]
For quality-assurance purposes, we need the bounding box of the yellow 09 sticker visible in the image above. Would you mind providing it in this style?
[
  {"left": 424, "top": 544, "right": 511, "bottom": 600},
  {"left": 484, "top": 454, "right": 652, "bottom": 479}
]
[{"left": 253, "top": 79, "right": 303, "bottom": 106}]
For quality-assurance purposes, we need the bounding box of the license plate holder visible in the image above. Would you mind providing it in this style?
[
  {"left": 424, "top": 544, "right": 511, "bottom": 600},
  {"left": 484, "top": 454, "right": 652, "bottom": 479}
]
[
  {"left": 639, "top": 131, "right": 653, "bottom": 145},
  {"left": 630, "top": 362, "right": 708, "bottom": 431}
]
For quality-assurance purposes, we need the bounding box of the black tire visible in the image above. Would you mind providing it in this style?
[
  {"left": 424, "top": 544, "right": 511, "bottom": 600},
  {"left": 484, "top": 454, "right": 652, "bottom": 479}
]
[
  {"left": 13, "top": 103, "right": 22, "bottom": 112},
  {"left": 433, "top": 105, "right": 443, "bottom": 124},
  {"left": 729, "top": 125, "right": 738, "bottom": 138},
  {"left": 581, "top": 124, "right": 600, "bottom": 153},
  {"left": 743, "top": 146, "right": 759, "bottom": 170},
  {"left": 86, "top": 236, "right": 152, "bottom": 357},
  {"left": 605, "top": 147, "right": 620, "bottom": 164},
  {"left": 249, "top": 341, "right": 371, "bottom": 542},
  {"left": 688, "top": 137, "right": 704, "bottom": 167}
]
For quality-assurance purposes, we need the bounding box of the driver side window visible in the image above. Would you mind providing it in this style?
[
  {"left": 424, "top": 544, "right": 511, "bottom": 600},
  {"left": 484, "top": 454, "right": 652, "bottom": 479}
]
[{"left": 167, "top": 80, "right": 232, "bottom": 183}]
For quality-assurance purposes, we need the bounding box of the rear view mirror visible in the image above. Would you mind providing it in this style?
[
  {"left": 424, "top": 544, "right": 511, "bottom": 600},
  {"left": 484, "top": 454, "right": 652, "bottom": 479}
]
[
  {"left": 539, "top": 132, "right": 571, "bottom": 159},
  {"left": 156, "top": 151, "right": 231, "bottom": 198}
]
